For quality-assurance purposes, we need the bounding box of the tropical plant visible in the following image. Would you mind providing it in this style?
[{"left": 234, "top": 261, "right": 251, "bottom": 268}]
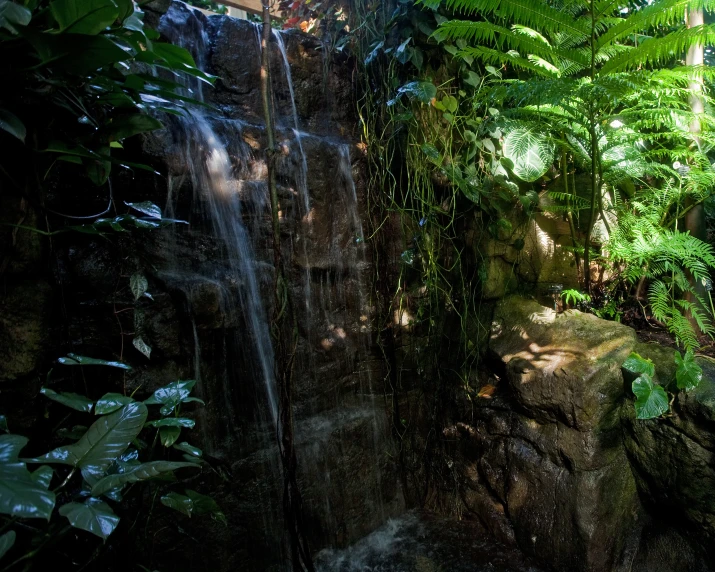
[
  {"left": 0, "top": 0, "right": 213, "bottom": 219},
  {"left": 0, "top": 364, "right": 222, "bottom": 569},
  {"left": 623, "top": 348, "right": 703, "bottom": 419}
]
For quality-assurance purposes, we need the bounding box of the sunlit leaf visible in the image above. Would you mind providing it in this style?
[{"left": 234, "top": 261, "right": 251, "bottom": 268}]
[
  {"left": 632, "top": 373, "right": 669, "bottom": 420},
  {"left": 674, "top": 350, "right": 702, "bottom": 391},
  {"left": 622, "top": 352, "right": 655, "bottom": 377}
]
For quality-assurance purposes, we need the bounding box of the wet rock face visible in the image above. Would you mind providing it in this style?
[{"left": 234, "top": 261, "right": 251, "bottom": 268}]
[
  {"left": 623, "top": 343, "right": 715, "bottom": 551},
  {"left": 442, "top": 297, "right": 642, "bottom": 572}
]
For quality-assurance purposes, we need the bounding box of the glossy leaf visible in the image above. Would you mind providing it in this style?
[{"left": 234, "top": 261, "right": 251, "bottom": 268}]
[
  {"left": 91, "top": 461, "right": 199, "bottom": 496},
  {"left": 186, "top": 490, "right": 225, "bottom": 523},
  {"left": 40, "top": 388, "right": 94, "bottom": 413},
  {"left": 622, "top": 352, "right": 656, "bottom": 377},
  {"left": 0, "top": 109, "right": 26, "bottom": 142},
  {"left": 0, "top": 435, "right": 28, "bottom": 463},
  {"left": 31, "top": 466, "right": 54, "bottom": 489},
  {"left": 28, "top": 402, "right": 148, "bottom": 485},
  {"left": 0, "top": 463, "right": 56, "bottom": 520},
  {"left": 130, "top": 273, "right": 148, "bottom": 301},
  {"left": 144, "top": 379, "right": 198, "bottom": 416},
  {"left": 0, "top": 0, "right": 31, "bottom": 33},
  {"left": 124, "top": 201, "right": 162, "bottom": 219},
  {"left": 95, "top": 393, "right": 134, "bottom": 415},
  {"left": 674, "top": 350, "right": 702, "bottom": 392},
  {"left": 57, "top": 353, "right": 131, "bottom": 370},
  {"left": 393, "top": 81, "right": 437, "bottom": 105},
  {"left": 59, "top": 498, "right": 119, "bottom": 540},
  {"left": 0, "top": 530, "right": 15, "bottom": 561},
  {"left": 145, "top": 418, "right": 195, "bottom": 429},
  {"left": 132, "top": 336, "right": 151, "bottom": 359},
  {"left": 632, "top": 374, "right": 669, "bottom": 420},
  {"left": 173, "top": 442, "right": 201, "bottom": 458},
  {"left": 159, "top": 426, "right": 180, "bottom": 447},
  {"left": 57, "top": 425, "right": 88, "bottom": 440},
  {"left": 160, "top": 491, "right": 193, "bottom": 517}
]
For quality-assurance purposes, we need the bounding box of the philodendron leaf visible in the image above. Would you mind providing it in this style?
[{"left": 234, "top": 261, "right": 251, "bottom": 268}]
[
  {"left": 130, "top": 273, "right": 148, "bottom": 301},
  {"left": 144, "top": 379, "right": 202, "bottom": 416},
  {"left": 173, "top": 442, "right": 202, "bottom": 458},
  {"left": 31, "top": 466, "right": 54, "bottom": 489},
  {"left": 159, "top": 426, "right": 180, "bottom": 447},
  {"left": 622, "top": 352, "right": 656, "bottom": 377},
  {"left": 59, "top": 498, "right": 119, "bottom": 540},
  {"left": 57, "top": 353, "right": 131, "bottom": 370},
  {"left": 145, "top": 418, "right": 195, "bottom": 429},
  {"left": 0, "top": 435, "right": 29, "bottom": 463},
  {"left": 133, "top": 337, "right": 151, "bottom": 359},
  {"left": 0, "top": 530, "right": 15, "bottom": 561},
  {"left": 632, "top": 374, "right": 669, "bottom": 420},
  {"left": 674, "top": 350, "right": 702, "bottom": 391},
  {"left": 91, "top": 461, "right": 199, "bottom": 496},
  {"left": 124, "top": 201, "right": 162, "bottom": 219},
  {"left": 40, "top": 388, "right": 94, "bottom": 413},
  {"left": 95, "top": 393, "right": 134, "bottom": 415},
  {"left": 28, "top": 402, "right": 148, "bottom": 485},
  {"left": 161, "top": 491, "right": 193, "bottom": 516},
  {"left": 186, "top": 489, "right": 226, "bottom": 523},
  {"left": 393, "top": 81, "right": 437, "bottom": 104}
]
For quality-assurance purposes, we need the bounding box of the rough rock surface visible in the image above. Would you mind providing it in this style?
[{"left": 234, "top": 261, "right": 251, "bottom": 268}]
[
  {"left": 623, "top": 342, "right": 715, "bottom": 549},
  {"left": 442, "top": 297, "right": 642, "bottom": 572}
]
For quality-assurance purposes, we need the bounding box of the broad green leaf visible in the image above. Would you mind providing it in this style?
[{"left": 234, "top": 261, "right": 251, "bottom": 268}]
[
  {"left": 674, "top": 350, "right": 702, "bottom": 392},
  {"left": 40, "top": 388, "right": 94, "bottom": 413},
  {"left": 0, "top": 109, "right": 26, "bottom": 143},
  {"left": 133, "top": 336, "right": 151, "bottom": 359},
  {"left": 0, "top": 435, "right": 28, "bottom": 463},
  {"left": 59, "top": 498, "right": 119, "bottom": 540},
  {"left": 130, "top": 273, "right": 148, "bottom": 301},
  {"left": 145, "top": 418, "right": 195, "bottom": 429},
  {"left": 114, "top": 0, "right": 134, "bottom": 22},
  {"left": 57, "top": 425, "right": 88, "bottom": 440},
  {"left": 632, "top": 374, "right": 669, "bottom": 420},
  {"left": 95, "top": 393, "right": 134, "bottom": 415},
  {"left": 159, "top": 426, "right": 180, "bottom": 447},
  {"left": 420, "top": 143, "right": 441, "bottom": 165},
  {"left": 25, "top": 32, "right": 131, "bottom": 75},
  {"left": 0, "top": 463, "right": 56, "bottom": 519},
  {"left": 104, "top": 114, "right": 163, "bottom": 141},
  {"left": 91, "top": 461, "right": 199, "bottom": 496},
  {"left": 160, "top": 491, "right": 193, "bottom": 517},
  {"left": 622, "top": 352, "right": 655, "bottom": 377},
  {"left": 502, "top": 127, "right": 553, "bottom": 183},
  {"left": 50, "top": 0, "right": 118, "bottom": 34},
  {"left": 57, "top": 353, "right": 131, "bottom": 370},
  {"left": 144, "top": 380, "right": 198, "bottom": 416},
  {"left": 0, "top": 0, "right": 31, "bottom": 33},
  {"left": 28, "top": 402, "right": 148, "bottom": 485},
  {"left": 173, "top": 442, "right": 201, "bottom": 458},
  {"left": 0, "top": 530, "right": 15, "bottom": 561},
  {"left": 397, "top": 81, "right": 437, "bottom": 104},
  {"left": 31, "top": 466, "right": 54, "bottom": 489},
  {"left": 186, "top": 490, "right": 225, "bottom": 523}
]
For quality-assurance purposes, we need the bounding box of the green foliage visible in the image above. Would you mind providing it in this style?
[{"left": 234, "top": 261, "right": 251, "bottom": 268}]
[
  {"left": 0, "top": 0, "right": 212, "bottom": 213},
  {"left": 623, "top": 349, "right": 703, "bottom": 419},
  {"left": 561, "top": 289, "right": 591, "bottom": 306},
  {"left": 632, "top": 373, "right": 669, "bottom": 419},
  {"left": 0, "top": 370, "right": 218, "bottom": 564}
]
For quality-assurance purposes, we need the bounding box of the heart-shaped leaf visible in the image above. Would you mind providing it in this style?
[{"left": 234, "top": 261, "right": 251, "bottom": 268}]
[
  {"left": 674, "top": 350, "right": 702, "bottom": 392},
  {"left": 130, "top": 273, "right": 148, "bottom": 301},
  {"left": 632, "top": 374, "right": 669, "bottom": 420},
  {"left": 95, "top": 393, "right": 134, "bottom": 415},
  {"left": 144, "top": 380, "right": 200, "bottom": 416},
  {"left": 622, "top": 352, "right": 655, "bottom": 377},
  {"left": 502, "top": 127, "right": 553, "bottom": 182},
  {"left": 0, "top": 463, "right": 56, "bottom": 520},
  {"left": 91, "top": 461, "right": 199, "bottom": 496},
  {"left": 161, "top": 491, "right": 193, "bottom": 517},
  {"left": 28, "top": 402, "right": 148, "bottom": 485},
  {"left": 159, "top": 426, "right": 180, "bottom": 447},
  {"left": 40, "top": 388, "right": 94, "bottom": 413},
  {"left": 59, "top": 498, "right": 119, "bottom": 540}
]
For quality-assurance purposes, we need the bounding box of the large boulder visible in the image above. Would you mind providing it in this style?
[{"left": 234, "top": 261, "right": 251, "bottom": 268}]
[
  {"left": 449, "top": 297, "right": 641, "bottom": 572},
  {"left": 623, "top": 342, "right": 715, "bottom": 547}
]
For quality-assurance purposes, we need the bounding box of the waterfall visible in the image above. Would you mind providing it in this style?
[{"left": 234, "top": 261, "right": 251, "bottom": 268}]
[{"left": 150, "top": 3, "right": 404, "bottom": 568}]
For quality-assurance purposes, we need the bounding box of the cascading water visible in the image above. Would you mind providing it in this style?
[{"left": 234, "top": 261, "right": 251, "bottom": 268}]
[{"left": 150, "top": 3, "right": 405, "bottom": 568}]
